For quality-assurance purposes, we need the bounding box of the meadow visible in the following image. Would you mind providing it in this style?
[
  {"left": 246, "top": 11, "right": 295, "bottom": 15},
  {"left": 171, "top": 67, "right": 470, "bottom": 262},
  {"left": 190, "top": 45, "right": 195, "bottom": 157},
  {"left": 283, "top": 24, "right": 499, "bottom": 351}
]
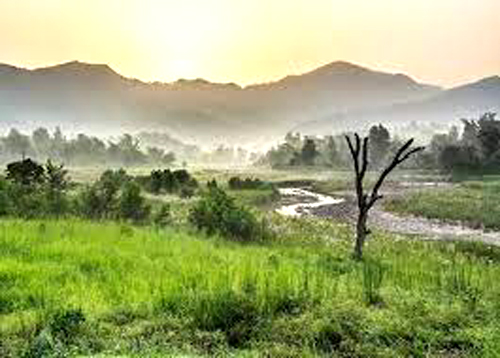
[
  {"left": 0, "top": 163, "right": 498, "bottom": 357},
  {"left": 385, "top": 180, "right": 495, "bottom": 230},
  {"left": 2, "top": 216, "right": 500, "bottom": 357}
]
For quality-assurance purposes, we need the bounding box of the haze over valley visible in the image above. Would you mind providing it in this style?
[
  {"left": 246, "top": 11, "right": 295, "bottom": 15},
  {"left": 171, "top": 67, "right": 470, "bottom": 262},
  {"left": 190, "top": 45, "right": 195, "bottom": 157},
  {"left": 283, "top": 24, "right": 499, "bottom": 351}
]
[{"left": 0, "top": 60, "right": 498, "bottom": 149}]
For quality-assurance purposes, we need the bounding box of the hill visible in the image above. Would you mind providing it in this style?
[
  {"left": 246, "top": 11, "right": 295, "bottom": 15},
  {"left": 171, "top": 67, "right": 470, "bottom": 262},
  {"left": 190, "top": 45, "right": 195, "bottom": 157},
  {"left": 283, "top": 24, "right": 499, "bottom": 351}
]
[
  {"left": 0, "top": 60, "right": 443, "bottom": 145},
  {"left": 294, "top": 75, "right": 500, "bottom": 136}
]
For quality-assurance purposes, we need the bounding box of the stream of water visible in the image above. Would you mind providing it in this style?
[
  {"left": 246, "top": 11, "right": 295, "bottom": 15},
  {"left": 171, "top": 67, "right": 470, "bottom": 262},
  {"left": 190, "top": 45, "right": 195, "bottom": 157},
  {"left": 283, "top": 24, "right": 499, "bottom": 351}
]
[{"left": 276, "top": 188, "right": 344, "bottom": 217}]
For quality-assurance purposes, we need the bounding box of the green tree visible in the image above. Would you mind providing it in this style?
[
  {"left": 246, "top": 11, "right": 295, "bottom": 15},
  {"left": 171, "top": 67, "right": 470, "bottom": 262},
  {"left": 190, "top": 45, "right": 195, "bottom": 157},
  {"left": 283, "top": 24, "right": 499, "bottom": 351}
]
[
  {"left": 478, "top": 113, "right": 500, "bottom": 163},
  {"left": 118, "top": 134, "right": 146, "bottom": 166},
  {"left": 118, "top": 181, "right": 150, "bottom": 223},
  {"left": 319, "top": 136, "right": 339, "bottom": 167},
  {"left": 6, "top": 158, "right": 45, "bottom": 186},
  {"left": 368, "top": 124, "right": 391, "bottom": 167},
  {"left": 32, "top": 127, "right": 52, "bottom": 159},
  {"left": 44, "top": 160, "right": 70, "bottom": 216},
  {"left": 301, "top": 138, "right": 318, "bottom": 166},
  {"left": 189, "top": 182, "right": 261, "bottom": 241},
  {"left": 4, "top": 129, "right": 32, "bottom": 159},
  {"left": 4, "top": 159, "right": 46, "bottom": 218},
  {"left": 267, "top": 143, "right": 297, "bottom": 168}
]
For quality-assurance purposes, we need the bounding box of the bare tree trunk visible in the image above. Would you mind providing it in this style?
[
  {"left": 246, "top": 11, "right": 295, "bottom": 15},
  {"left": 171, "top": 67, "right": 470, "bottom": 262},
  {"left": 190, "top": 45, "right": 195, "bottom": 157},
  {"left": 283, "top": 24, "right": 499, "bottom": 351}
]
[
  {"left": 354, "top": 209, "right": 368, "bottom": 259},
  {"left": 345, "top": 134, "right": 424, "bottom": 260}
]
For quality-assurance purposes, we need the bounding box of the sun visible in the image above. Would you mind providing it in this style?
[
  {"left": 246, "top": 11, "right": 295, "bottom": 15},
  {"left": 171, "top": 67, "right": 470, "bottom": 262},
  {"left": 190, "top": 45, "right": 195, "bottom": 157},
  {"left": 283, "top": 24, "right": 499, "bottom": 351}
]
[
  {"left": 169, "top": 59, "right": 199, "bottom": 79},
  {"left": 136, "top": 0, "right": 229, "bottom": 80}
]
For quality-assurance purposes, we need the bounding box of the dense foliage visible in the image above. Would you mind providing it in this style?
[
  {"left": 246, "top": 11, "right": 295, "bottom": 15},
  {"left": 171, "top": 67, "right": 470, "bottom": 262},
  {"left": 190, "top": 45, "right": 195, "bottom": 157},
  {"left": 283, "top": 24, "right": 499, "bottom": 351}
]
[
  {"left": 421, "top": 112, "right": 499, "bottom": 174},
  {"left": 189, "top": 181, "right": 265, "bottom": 242},
  {"left": 0, "top": 160, "right": 154, "bottom": 223},
  {"left": 0, "top": 159, "right": 70, "bottom": 218},
  {"left": 136, "top": 169, "right": 198, "bottom": 198},
  {"left": 264, "top": 112, "right": 499, "bottom": 175},
  {"left": 263, "top": 126, "right": 401, "bottom": 169},
  {"left": 228, "top": 176, "right": 270, "bottom": 190}
]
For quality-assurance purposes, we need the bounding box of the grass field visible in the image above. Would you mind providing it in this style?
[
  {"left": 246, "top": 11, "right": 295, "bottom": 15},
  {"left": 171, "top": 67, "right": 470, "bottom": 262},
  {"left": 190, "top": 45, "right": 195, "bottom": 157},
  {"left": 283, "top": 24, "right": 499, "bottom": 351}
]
[
  {"left": 2, "top": 218, "right": 500, "bottom": 357},
  {"left": 385, "top": 181, "right": 496, "bottom": 230}
]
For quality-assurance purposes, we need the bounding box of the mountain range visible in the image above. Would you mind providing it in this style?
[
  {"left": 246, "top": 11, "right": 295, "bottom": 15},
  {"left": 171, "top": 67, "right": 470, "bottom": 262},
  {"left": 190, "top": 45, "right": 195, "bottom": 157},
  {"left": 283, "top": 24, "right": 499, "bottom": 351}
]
[{"left": 0, "top": 60, "right": 498, "bottom": 147}]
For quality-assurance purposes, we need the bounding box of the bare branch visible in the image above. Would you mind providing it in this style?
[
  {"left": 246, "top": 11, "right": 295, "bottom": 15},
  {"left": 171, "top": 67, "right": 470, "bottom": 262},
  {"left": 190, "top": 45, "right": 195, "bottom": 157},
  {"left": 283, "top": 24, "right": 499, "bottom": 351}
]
[
  {"left": 395, "top": 138, "right": 415, "bottom": 160},
  {"left": 354, "top": 133, "right": 361, "bottom": 153},
  {"left": 346, "top": 132, "right": 425, "bottom": 260},
  {"left": 397, "top": 146, "right": 425, "bottom": 164},
  {"left": 345, "top": 135, "right": 356, "bottom": 161},
  {"left": 370, "top": 139, "right": 420, "bottom": 201},
  {"left": 360, "top": 137, "right": 369, "bottom": 181}
]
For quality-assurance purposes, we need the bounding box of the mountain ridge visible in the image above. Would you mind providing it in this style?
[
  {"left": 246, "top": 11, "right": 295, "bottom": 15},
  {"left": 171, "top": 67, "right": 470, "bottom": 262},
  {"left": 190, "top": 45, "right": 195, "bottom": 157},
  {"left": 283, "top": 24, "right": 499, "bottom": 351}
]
[
  {"left": 0, "top": 60, "right": 441, "bottom": 91},
  {"left": 0, "top": 60, "right": 497, "bottom": 145}
]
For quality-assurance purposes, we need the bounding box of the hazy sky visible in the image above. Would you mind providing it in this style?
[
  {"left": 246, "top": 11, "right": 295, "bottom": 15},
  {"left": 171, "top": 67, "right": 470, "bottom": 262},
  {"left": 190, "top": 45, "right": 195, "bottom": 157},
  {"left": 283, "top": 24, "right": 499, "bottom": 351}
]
[{"left": 1, "top": 0, "right": 499, "bottom": 87}]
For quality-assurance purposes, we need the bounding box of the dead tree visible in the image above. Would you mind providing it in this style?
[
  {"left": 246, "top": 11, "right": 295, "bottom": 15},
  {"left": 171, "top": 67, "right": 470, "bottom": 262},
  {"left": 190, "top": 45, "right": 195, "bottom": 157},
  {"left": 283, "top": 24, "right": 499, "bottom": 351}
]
[{"left": 345, "top": 134, "right": 424, "bottom": 260}]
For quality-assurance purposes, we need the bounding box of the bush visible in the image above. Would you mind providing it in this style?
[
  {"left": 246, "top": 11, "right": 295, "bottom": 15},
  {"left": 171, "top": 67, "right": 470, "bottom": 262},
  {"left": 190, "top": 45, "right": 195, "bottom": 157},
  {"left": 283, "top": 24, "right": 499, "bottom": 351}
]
[
  {"left": 118, "top": 182, "right": 150, "bottom": 223},
  {"left": 43, "top": 160, "right": 70, "bottom": 217},
  {"left": 189, "top": 181, "right": 263, "bottom": 241},
  {"left": 142, "top": 169, "right": 198, "bottom": 196},
  {"left": 2, "top": 181, "right": 46, "bottom": 218},
  {"left": 152, "top": 203, "right": 171, "bottom": 227},
  {"left": 179, "top": 185, "right": 195, "bottom": 198},
  {"left": 76, "top": 169, "right": 126, "bottom": 219},
  {"left": 0, "top": 180, "right": 10, "bottom": 216},
  {"left": 228, "top": 176, "right": 268, "bottom": 190}
]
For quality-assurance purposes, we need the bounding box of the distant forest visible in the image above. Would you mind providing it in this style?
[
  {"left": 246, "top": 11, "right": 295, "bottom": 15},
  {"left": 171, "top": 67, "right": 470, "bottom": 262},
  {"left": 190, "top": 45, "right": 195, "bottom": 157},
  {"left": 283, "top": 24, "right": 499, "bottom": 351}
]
[
  {"left": 0, "top": 127, "right": 257, "bottom": 167},
  {"left": 263, "top": 112, "right": 499, "bottom": 175},
  {"left": 0, "top": 127, "right": 178, "bottom": 167},
  {"left": 1, "top": 112, "right": 497, "bottom": 173}
]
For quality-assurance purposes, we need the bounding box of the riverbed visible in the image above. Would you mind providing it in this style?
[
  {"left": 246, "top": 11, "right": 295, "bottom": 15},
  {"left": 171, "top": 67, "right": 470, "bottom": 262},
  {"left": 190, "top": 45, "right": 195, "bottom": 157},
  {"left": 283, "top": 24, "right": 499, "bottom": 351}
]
[{"left": 276, "top": 186, "right": 500, "bottom": 245}]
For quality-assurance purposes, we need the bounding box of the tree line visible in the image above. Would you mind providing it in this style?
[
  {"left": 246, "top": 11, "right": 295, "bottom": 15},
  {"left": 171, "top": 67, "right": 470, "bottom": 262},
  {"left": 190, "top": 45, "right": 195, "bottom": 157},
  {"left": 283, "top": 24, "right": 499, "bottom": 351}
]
[
  {"left": 264, "top": 112, "right": 499, "bottom": 175},
  {"left": 0, "top": 127, "right": 176, "bottom": 167},
  {"left": 420, "top": 112, "right": 499, "bottom": 174},
  {"left": 264, "top": 124, "right": 403, "bottom": 169}
]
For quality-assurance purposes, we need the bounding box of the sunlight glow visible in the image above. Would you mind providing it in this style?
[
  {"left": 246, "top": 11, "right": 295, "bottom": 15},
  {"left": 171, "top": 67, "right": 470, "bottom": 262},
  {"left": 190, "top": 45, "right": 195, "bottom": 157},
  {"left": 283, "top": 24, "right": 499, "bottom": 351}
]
[{"left": 0, "top": 0, "right": 498, "bottom": 86}]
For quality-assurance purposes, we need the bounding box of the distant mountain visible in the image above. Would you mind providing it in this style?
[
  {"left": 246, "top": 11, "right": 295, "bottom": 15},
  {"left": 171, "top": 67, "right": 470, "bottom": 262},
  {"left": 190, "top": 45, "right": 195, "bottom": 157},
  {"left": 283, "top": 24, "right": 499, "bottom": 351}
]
[
  {"left": 294, "top": 75, "right": 500, "bottom": 135},
  {"left": 250, "top": 61, "right": 439, "bottom": 97},
  {"left": 0, "top": 60, "right": 494, "bottom": 146}
]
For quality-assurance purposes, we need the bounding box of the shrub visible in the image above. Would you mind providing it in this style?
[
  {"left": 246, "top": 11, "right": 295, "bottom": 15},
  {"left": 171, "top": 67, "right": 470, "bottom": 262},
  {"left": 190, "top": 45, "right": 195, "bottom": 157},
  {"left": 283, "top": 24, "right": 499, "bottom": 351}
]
[
  {"left": 77, "top": 184, "right": 111, "bottom": 219},
  {"left": 0, "top": 159, "right": 71, "bottom": 218},
  {"left": 152, "top": 203, "right": 171, "bottom": 227},
  {"left": 76, "top": 170, "right": 125, "bottom": 219},
  {"left": 228, "top": 176, "right": 268, "bottom": 190},
  {"left": 118, "top": 182, "right": 150, "bottom": 223},
  {"left": 179, "top": 185, "right": 195, "bottom": 198},
  {"left": 5, "top": 182, "right": 46, "bottom": 218},
  {"left": 0, "top": 179, "right": 10, "bottom": 216},
  {"left": 189, "top": 182, "right": 262, "bottom": 241},
  {"left": 149, "top": 169, "right": 164, "bottom": 194},
  {"left": 43, "top": 160, "right": 70, "bottom": 216},
  {"left": 142, "top": 169, "right": 198, "bottom": 196}
]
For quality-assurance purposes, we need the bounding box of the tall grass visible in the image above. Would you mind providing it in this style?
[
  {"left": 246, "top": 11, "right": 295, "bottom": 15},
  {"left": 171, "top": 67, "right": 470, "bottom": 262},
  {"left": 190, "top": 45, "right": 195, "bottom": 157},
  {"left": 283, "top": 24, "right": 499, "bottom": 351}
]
[
  {"left": 2, "top": 219, "right": 500, "bottom": 356},
  {"left": 385, "top": 180, "right": 495, "bottom": 230}
]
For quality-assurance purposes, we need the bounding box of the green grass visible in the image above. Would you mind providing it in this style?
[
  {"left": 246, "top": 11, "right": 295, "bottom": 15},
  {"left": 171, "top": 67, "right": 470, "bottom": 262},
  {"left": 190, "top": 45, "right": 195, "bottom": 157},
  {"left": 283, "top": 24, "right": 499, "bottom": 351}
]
[
  {"left": 385, "top": 181, "right": 496, "bottom": 230},
  {"left": 2, "top": 218, "right": 500, "bottom": 356},
  {"left": 228, "top": 187, "right": 279, "bottom": 209}
]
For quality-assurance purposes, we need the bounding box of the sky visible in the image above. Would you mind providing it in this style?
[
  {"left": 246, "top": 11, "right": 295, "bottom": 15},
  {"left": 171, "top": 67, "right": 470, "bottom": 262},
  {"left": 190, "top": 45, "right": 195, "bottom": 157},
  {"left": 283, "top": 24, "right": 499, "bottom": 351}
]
[{"left": 1, "top": 0, "right": 499, "bottom": 87}]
